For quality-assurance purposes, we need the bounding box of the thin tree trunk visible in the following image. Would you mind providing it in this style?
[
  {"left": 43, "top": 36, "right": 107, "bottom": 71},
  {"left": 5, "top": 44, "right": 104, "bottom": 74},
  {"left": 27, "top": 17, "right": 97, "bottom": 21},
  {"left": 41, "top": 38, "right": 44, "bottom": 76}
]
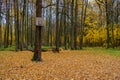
[
  {"left": 26, "top": 0, "right": 29, "bottom": 49},
  {"left": 105, "top": 0, "right": 110, "bottom": 48},
  {"left": 14, "top": 0, "right": 19, "bottom": 51},
  {"left": 46, "top": 9, "right": 49, "bottom": 46},
  {"left": 49, "top": 0, "right": 52, "bottom": 46},
  {"left": 59, "top": 9, "right": 64, "bottom": 47},
  {"left": 111, "top": 3, "right": 115, "bottom": 48},
  {"left": 79, "top": 0, "right": 88, "bottom": 49},
  {"left": 9, "top": 0, "right": 12, "bottom": 46},
  {"left": 74, "top": 0, "right": 78, "bottom": 49},
  {"left": 6, "top": 0, "right": 10, "bottom": 48},
  {"left": 63, "top": 0, "right": 67, "bottom": 49},
  {"left": 30, "top": 0, "right": 34, "bottom": 47},
  {"left": 22, "top": 0, "right": 27, "bottom": 49},
  {"left": 0, "top": 0, "right": 2, "bottom": 47},
  {"left": 71, "top": 0, "right": 74, "bottom": 50},
  {"left": 55, "top": 0, "right": 60, "bottom": 52}
]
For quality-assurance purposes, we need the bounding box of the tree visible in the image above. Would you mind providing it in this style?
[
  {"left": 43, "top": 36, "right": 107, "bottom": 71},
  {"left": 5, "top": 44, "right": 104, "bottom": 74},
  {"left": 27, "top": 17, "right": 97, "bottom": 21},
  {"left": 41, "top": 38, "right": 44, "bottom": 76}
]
[
  {"left": 4, "top": 0, "right": 10, "bottom": 48},
  {"left": 55, "top": 0, "right": 60, "bottom": 52},
  {"left": 70, "top": 0, "right": 74, "bottom": 50},
  {"left": 14, "top": 0, "right": 19, "bottom": 51},
  {"left": 105, "top": 0, "right": 110, "bottom": 48},
  {"left": 21, "top": 0, "right": 27, "bottom": 50},
  {"left": 74, "top": 0, "right": 78, "bottom": 49},
  {"left": 79, "top": 0, "right": 88, "bottom": 49},
  {"left": 95, "top": 0, "right": 116, "bottom": 48},
  {"left": 0, "top": 0, "right": 2, "bottom": 47},
  {"left": 9, "top": 0, "right": 13, "bottom": 46},
  {"left": 63, "top": 0, "right": 67, "bottom": 49},
  {"left": 33, "top": 0, "right": 42, "bottom": 61},
  {"left": 49, "top": 0, "right": 53, "bottom": 46}
]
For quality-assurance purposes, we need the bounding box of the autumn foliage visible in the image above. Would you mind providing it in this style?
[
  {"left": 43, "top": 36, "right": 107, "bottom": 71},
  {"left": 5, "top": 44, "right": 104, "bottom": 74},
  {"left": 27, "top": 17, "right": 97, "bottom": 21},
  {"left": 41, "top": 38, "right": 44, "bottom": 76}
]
[{"left": 0, "top": 50, "right": 120, "bottom": 79}]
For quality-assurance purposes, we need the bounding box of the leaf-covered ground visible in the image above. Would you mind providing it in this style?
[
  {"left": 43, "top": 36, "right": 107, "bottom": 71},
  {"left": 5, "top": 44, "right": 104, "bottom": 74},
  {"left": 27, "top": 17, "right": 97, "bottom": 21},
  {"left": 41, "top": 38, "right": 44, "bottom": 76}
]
[{"left": 0, "top": 50, "right": 120, "bottom": 80}]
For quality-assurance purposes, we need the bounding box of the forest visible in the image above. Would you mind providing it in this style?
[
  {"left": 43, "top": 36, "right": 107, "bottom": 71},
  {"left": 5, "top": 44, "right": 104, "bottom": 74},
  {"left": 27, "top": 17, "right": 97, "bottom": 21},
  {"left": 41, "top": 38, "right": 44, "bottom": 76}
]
[
  {"left": 0, "top": 0, "right": 120, "bottom": 50},
  {"left": 0, "top": 0, "right": 120, "bottom": 79}
]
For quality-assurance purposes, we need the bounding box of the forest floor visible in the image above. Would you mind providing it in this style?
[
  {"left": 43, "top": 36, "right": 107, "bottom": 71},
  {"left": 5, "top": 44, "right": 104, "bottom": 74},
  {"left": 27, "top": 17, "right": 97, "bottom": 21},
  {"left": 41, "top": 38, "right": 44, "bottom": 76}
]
[{"left": 0, "top": 48, "right": 120, "bottom": 80}]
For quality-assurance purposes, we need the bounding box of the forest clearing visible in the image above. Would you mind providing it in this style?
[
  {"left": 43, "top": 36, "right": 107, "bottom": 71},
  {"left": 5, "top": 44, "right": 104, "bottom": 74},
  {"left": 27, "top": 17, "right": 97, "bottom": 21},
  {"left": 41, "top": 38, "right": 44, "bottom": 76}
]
[
  {"left": 0, "top": 0, "right": 120, "bottom": 79},
  {"left": 0, "top": 48, "right": 120, "bottom": 80}
]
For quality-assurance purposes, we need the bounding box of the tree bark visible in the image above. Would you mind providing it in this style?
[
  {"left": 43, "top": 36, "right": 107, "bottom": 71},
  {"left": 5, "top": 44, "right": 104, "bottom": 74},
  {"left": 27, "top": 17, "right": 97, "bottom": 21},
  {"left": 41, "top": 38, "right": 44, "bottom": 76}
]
[
  {"left": 55, "top": 0, "right": 60, "bottom": 52},
  {"left": 79, "top": 0, "right": 88, "bottom": 49},
  {"left": 105, "top": 0, "right": 110, "bottom": 48},
  {"left": 0, "top": 0, "right": 2, "bottom": 47},
  {"left": 33, "top": 0, "right": 42, "bottom": 61},
  {"left": 71, "top": 0, "right": 74, "bottom": 50},
  {"left": 74, "top": 0, "right": 78, "bottom": 49}
]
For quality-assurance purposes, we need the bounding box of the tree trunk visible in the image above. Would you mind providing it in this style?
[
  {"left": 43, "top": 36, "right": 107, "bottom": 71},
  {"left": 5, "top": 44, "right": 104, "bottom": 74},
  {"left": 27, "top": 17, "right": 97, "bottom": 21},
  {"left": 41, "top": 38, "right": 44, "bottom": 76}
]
[
  {"left": 74, "top": 0, "right": 78, "bottom": 49},
  {"left": 111, "top": 5, "right": 114, "bottom": 48},
  {"left": 71, "top": 0, "right": 74, "bottom": 50},
  {"left": 79, "top": 0, "right": 88, "bottom": 49},
  {"left": 14, "top": 0, "right": 19, "bottom": 51},
  {"left": 5, "top": 0, "right": 10, "bottom": 48},
  {"left": 33, "top": 0, "right": 42, "bottom": 61},
  {"left": 49, "top": 0, "right": 52, "bottom": 46},
  {"left": 55, "top": 0, "right": 60, "bottom": 52},
  {"left": 0, "top": 0, "right": 2, "bottom": 47},
  {"left": 63, "top": 0, "right": 67, "bottom": 49},
  {"left": 105, "top": 0, "right": 110, "bottom": 48}
]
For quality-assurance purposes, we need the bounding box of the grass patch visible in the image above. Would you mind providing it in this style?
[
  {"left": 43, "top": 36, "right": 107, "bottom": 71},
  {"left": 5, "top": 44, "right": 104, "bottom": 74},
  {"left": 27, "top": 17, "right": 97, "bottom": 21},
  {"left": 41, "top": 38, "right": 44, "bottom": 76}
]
[
  {"left": 102, "top": 48, "right": 120, "bottom": 56},
  {"left": 1, "top": 46, "right": 120, "bottom": 57},
  {"left": 0, "top": 46, "right": 56, "bottom": 51},
  {"left": 0, "top": 46, "right": 15, "bottom": 51},
  {"left": 83, "top": 47, "right": 120, "bottom": 57}
]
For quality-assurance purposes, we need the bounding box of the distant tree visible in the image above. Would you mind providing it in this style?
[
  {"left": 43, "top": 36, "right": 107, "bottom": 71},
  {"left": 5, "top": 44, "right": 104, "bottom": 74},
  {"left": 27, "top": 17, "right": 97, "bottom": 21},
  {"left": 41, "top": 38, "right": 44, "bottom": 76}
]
[
  {"left": 55, "top": 0, "right": 60, "bottom": 52},
  {"left": 74, "top": 0, "right": 78, "bottom": 49},
  {"left": 21, "top": 0, "right": 27, "bottom": 50},
  {"left": 30, "top": 0, "right": 34, "bottom": 47},
  {"left": 9, "top": 0, "right": 13, "bottom": 46},
  {"left": 46, "top": 8, "right": 49, "bottom": 46},
  {"left": 49, "top": 0, "right": 53, "bottom": 46},
  {"left": 70, "top": 0, "right": 74, "bottom": 50},
  {"left": 95, "top": 0, "right": 116, "bottom": 48},
  {"left": 79, "top": 0, "right": 88, "bottom": 49},
  {"left": 4, "top": 0, "right": 10, "bottom": 48},
  {"left": 105, "top": 0, "right": 110, "bottom": 48},
  {"left": 13, "top": 0, "right": 19, "bottom": 51},
  {"left": 63, "top": 0, "right": 67, "bottom": 49},
  {"left": 0, "top": 0, "right": 2, "bottom": 47}
]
